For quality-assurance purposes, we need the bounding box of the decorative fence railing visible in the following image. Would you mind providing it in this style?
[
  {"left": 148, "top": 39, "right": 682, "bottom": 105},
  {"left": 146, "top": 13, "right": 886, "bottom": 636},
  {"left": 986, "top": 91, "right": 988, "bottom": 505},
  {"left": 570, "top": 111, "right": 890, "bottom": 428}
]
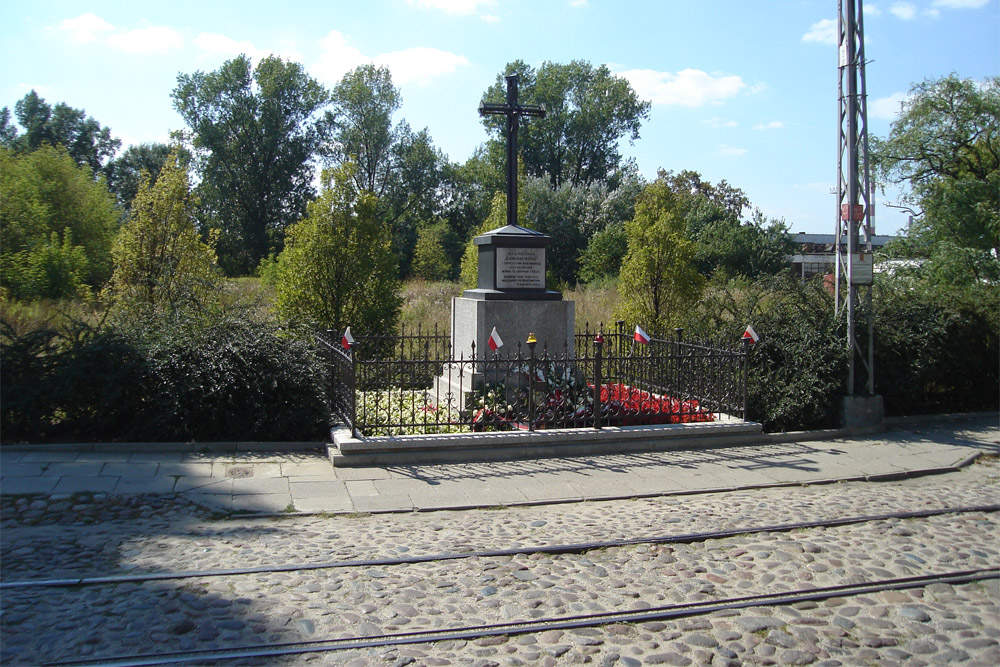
[{"left": 316, "top": 322, "right": 749, "bottom": 438}]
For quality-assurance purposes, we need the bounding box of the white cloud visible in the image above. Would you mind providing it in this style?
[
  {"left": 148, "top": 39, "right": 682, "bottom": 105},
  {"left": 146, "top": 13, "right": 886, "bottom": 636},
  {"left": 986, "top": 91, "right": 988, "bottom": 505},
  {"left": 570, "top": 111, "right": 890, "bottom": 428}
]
[
  {"left": 55, "top": 14, "right": 182, "bottom": 54},
  {"left": 703, "top": 117, "right": 738, "bottom": 128},
  {"left": 105, "top": 25, "right": 183, "bottom": 54},
  {"left": 718, "top": 144, "right": 747, "bottom": 157},
  {"left": 933, "top": 0, "right": 989, "bottom": 8},
  {"left": 870, "top": 92, "right": 909, "bottom": 119},
  {"left": 195, "top": 33, "right": 260, "bottom": 59},
  {"left": 59, "top": 13, "right": 114, "bottom": 43},
  {"left": 375, "top": 48, "right": 469, "bottom": 86},
  {"left": 406, "top": 0, "right": 496, "bottom": 15},
  {"left": 313, "top": 30, "right": 370, "bottom": 83},
  {"left": 619, "top": 68, "right": 745, "bottom": 107},
  {"left": 890, "top": 2, "right": 918, "bottom": 19},
  {"left": 481, "top": 14, "right": 501, "bottom": 23},
  {"left": 753, "top": 121, "right": 785, "bottom": 130},
  {"left": 314, "top": 31, "right": 467, "bottom": 87},
  {"left": 866, "top": 4, "right": 884, "bottom": 17},
  {"left": 803, "top": 18, "right": 838, "bottom": 45},
  {"left": 569, "top": 0, "right": 589, "bottom": 7}
]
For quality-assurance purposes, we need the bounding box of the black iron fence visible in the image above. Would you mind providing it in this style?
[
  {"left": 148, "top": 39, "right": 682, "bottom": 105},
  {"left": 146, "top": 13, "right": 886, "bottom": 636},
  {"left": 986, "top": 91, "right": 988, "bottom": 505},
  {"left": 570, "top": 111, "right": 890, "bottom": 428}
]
[{"left": 316, "top": 322, "right": 749, "bottom": 438}]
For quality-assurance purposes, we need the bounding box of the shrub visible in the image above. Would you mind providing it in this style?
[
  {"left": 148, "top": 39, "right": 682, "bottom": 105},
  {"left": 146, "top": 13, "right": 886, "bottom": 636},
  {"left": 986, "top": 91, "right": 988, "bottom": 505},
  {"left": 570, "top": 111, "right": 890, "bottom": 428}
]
[
  {"left": 1, "top": 311, "right": 330, "bottom": 444},
  {"left": 681, "top": 275, "right": 847, "bottom": 432},
  {"left": 873, "top": 277, "right": 999, "bottom": 415}
]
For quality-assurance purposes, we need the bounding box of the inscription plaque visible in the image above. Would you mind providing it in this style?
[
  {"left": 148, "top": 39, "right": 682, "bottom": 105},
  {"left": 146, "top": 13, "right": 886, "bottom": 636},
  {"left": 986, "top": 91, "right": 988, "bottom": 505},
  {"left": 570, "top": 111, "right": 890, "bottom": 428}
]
[{"left": 496, "top": 247, "right": 545, "bottom": 289}]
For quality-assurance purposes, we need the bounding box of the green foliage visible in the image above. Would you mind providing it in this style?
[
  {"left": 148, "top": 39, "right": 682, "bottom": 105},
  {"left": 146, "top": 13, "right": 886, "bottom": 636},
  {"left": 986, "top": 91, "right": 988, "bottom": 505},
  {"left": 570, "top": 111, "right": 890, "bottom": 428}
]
[
  {"left": 523, "top": 172, "right": 643, "bottom": 285},
  {"left": 2, "top": 90, "right": 120, "bottom": 174},
  {"left": 681, "top": 275, "right": 847, "bottom": 432},
  {"left": 0, "top": 145, "right": 118, "bottom": 299},
  {"left": 327, "top": 65, "right": 448, "bottom": 277},
  {"left": 8, "top": 231, "right": 90, "bottom": 301},
  {"left": 105, "top": 142, "right": 175, "bottom": 213},
  {"left": 106, "top": 148, "right": 218, "bottom": 314},
  {"left": 872, "top": 75, "right": 999, "bottom": 284},
  {"left": 0, "top": 311, "right": 329, "bottom": 443},
  {"left": 274, "top": 162, "right": 401, "bottom": 335},
  {"left": 615, "top": 180, "right": 703, "bottom": 331},
  {"left": 872, "top": 276, "right": 998, "bottom": 415},
  {"left": 481, "top": 60, "right": 650, "bottom": 188},
  {"left": 579, "top": 222, "right": 627, "bottom": 283},
  {"left": 461, "top": 192, "right": 513, "bottom": 289},
  {"left": 412, "top": 221, "right": 454, "bottom": 281},
  {"left": 173, "top": 55, "right": 329, "bottom": 275}
]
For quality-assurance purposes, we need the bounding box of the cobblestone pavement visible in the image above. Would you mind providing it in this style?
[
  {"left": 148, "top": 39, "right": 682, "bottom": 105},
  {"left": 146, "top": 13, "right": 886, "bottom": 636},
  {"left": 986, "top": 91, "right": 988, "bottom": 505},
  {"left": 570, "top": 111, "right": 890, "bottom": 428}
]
[{"left": 1, "top": 458, "right": 999, "bottom": 665}]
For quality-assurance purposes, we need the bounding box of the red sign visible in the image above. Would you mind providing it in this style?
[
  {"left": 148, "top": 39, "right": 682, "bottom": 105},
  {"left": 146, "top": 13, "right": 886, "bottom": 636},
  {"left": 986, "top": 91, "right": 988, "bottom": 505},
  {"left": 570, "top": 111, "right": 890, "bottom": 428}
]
[{"left": 841, "top": 204, "right": 865, "bottom": 222}]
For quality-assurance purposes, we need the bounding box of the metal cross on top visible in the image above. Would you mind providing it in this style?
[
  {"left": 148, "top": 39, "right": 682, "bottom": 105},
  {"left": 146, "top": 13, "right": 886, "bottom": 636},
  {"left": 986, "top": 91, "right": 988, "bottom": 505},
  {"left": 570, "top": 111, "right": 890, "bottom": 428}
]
[{"left": 479, "top": 74, "right": 546, "bottom": 228}]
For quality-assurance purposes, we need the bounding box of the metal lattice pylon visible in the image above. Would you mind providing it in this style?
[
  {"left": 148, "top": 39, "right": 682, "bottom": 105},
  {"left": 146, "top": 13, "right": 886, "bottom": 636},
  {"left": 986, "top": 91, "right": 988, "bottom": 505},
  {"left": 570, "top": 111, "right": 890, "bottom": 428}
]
[{"left": 835, "top": 0, "right": 875, "bottom": 396}]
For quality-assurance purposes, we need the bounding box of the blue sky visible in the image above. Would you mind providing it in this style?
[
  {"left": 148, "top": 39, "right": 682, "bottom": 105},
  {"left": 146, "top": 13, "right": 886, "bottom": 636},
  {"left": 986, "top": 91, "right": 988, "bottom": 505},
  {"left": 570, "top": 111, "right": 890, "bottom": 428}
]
[{"left": 2, "top": 0, "right": 997, "bottom": 234}]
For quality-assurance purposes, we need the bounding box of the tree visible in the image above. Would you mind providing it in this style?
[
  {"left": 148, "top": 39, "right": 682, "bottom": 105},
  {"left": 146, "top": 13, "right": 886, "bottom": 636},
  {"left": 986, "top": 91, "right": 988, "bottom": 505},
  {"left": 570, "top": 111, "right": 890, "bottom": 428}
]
[
  {"left": 2, "top": 90, "right": 120, "bottom": 174},
  {"left": 614, "top": 180, "right": 703, "bottom": 332},
  {"left": 412, "top": 221, "right": 454, "bottom": 282},
  {"left": 0, "top": 145, "right": 118, "bottom": 300},
  {"left": 872, "top": 75, "right": 999, "bottom": 284},
  {"left": 481, "top": 60, "right": 650, "bottom": 188},
  {"left": 653, "top": 170, "right": 790, "bottom": 280},
  {"left": 273, "top": 163, "right": 400, "bottom": 334},
  {"left": 173, "top": 55, "right": 329, "bottom": 275},
  {"left": 327, "top": 65, "right": 448, "bottom": 275},
  {"left": 106, "top": 148, "right": 218, "bottom": 313},
  {"left": 105, "top": 142, "right": 175, "bottom": 213}
]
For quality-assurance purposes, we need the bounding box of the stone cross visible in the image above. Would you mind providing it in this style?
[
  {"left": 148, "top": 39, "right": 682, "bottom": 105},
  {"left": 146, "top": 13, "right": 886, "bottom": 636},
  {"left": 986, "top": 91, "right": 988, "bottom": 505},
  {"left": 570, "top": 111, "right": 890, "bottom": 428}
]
[{"left": 479, "top": 74, "right": 546, "bottom": 229}]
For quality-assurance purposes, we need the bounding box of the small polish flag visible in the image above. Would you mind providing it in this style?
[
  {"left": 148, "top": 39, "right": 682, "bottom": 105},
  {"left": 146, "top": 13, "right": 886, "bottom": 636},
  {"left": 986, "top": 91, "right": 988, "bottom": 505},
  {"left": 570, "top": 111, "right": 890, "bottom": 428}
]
[
  {"left": 633, "top": 324, "right": 650, "bottom": 345},
  {"left": 488, "top": 326, "right": 504, "bottom": 351},
  {"left": 341, "top": 327, "right": 355, "bottom": 350},
  {"left": 742, "top": 324, "right": 759, "bottom": 344}
]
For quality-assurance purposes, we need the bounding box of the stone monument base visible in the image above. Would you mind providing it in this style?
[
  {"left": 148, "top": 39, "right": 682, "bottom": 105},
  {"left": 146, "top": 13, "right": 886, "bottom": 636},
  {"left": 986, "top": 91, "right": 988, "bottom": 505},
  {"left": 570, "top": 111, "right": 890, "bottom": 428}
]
[{"left": 431, "top": 296, "right": 575, "bottom": 412}]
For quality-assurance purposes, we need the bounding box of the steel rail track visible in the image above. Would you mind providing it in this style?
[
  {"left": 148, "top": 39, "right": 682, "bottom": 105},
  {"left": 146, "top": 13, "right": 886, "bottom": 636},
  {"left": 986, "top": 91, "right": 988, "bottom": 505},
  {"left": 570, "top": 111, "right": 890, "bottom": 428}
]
[
  {"left": 44, "top": 567, "right": 1000, "bottom": 667},
  {"left": 4, "top": 504, "right": 997, "bottom": 590}
]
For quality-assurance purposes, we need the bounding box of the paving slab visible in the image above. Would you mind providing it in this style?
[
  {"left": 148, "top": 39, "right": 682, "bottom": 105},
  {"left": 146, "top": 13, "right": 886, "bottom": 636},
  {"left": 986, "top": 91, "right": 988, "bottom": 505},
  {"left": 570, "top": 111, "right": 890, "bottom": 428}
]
[
  {"left": 1, "top": 463, "right": 48, "bottom": 477},
  {"left": 112, "top": 477, "right": 178, "bottom": 495},
  {"left": 100, "top": 463, "right": 159, "bottom": 477},
  {"left": 52, "top": 476, "right": 119, "bottom": 494},
  {"left": 0, "top": 477, "right": 60, "bottom": 495}
]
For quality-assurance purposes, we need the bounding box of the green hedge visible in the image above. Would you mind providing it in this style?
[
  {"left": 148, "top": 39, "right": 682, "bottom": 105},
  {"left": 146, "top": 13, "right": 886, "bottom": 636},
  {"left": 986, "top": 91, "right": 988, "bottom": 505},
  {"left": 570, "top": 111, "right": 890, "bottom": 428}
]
[
  {"left": 1, "top": 312, "right": 329, "bottom": 444},
  {"left": 682, "top": 275, "right": 998, "bottom": 432}
]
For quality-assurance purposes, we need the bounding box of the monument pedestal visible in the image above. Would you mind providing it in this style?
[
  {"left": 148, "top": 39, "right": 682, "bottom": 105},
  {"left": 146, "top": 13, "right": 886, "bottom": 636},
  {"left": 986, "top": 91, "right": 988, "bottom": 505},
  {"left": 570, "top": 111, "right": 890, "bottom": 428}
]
[
  {"left": 431, "top": 224, "right": 575, "bottom": 412},
  {"left": 433, "top": 297, "right": 575, "bottom": 412}
]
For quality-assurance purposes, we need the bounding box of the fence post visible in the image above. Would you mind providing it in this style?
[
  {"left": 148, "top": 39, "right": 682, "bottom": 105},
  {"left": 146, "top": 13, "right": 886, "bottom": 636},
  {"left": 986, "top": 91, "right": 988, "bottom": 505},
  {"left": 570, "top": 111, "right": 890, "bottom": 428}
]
[
  {"left": 741, "top": 337, "right": 749, "bottom": 422},
  {"left": 349, "top": 338, "right": 358, "bottom": 438},
  {"left": 527, "top": 334, "right": 537, "bottom": 431},
  {"left": 593, "top": 333, "right": 604, "bottom": 429}
]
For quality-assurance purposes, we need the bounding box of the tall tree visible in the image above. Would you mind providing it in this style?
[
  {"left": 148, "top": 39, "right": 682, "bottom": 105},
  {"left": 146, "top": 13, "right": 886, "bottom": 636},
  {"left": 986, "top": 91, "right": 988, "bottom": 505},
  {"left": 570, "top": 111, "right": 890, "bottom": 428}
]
[
  {"left": 481, "top": 60, "right": 650, "bottom": 189},
  {"left": 0, "top": 145, "right": 118, "bottom": 300},
  {"left": 327, "top": 65, "right": 447, "bottom": 275},
  {"left": 173, "top": 55, "right": 329, "bottom": 275},
  {"left": 655, "top": 170, "right": 790, "bottom": 279},
  {"left": 106, "top": 148, "right": 218, "bottom": 313},
  {"left": 872, "top": 75, "right": 999, "bottom": 284},
  {"left": 614, "top": 180, "right": 703, "bottom": 332},
  {"left": 105, "top": 142, "right": 175, "bottom": 214},
  {"left": 1, "top": 90, "right": 120, "bottom": 174},
  {"left": 273, "top": 162, "right": 400, "bottom": 335}
]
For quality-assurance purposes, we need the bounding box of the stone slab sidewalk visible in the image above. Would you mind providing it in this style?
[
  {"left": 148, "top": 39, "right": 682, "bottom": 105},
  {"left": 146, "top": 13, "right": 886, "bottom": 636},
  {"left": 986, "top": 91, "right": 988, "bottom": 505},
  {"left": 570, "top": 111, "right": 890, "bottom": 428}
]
[{"left": 1, "top": 413, "right": 996, "bottom": 515}]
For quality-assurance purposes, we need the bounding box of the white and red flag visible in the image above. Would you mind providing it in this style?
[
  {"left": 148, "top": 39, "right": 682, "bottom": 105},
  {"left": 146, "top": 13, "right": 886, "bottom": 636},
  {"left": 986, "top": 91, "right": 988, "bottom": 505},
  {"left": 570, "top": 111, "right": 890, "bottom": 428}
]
[
  {"left": 742, "top": 324, "right": 759, "bottom": 344},
  {"left": 488, "top": 326, "right": 504, "bottom": 352},
  {"left": 341, "top": 326, "right": 355, "bottom": 350},
  {"left": 633, "top": 324, "right": 651, "bottom": 345}
]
